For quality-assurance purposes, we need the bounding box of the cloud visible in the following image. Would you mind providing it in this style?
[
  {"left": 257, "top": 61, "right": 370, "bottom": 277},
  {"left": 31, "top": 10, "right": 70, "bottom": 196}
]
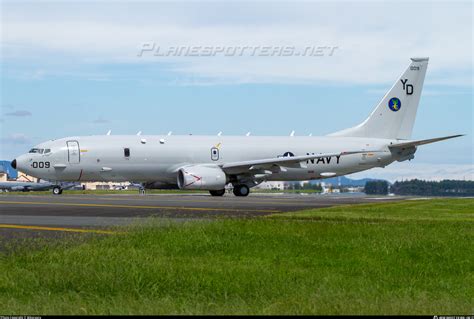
[
  {"left": 366, "top": 88, "right": 472, "bottom": 97},
  {"left": 5, "top": 110, "right": 32, "bottom": 117},
  {"left": 92, "top": 116, "right": 109, "bottom": 124},
  {"left": 1, "top": 133, "right": 31, "bottom": 144},
  {"left": 349, "top": 162, "right": 474, "bottom": 183},
  {"left": 2, "top": 1, "right": 472, "bottom": 85}
]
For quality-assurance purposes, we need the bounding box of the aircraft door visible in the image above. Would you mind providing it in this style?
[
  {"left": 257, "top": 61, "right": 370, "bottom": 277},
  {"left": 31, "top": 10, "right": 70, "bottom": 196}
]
[{"left": 67, "top": 141, "right": 80, "bottom": 164}]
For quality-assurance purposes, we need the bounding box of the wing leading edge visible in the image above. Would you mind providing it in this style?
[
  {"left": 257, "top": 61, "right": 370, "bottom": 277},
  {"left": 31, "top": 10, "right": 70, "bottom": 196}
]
[{"left": 221, "top": 151, "right": 368, "bottom": 174}]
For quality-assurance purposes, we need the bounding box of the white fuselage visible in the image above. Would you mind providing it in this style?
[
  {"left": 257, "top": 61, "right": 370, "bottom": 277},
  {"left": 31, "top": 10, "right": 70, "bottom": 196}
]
[
  {"left": 14, "top": 135, "right": 397, "bottom": 186},
  {"left": 11, "top": 58, "right": 455, "bottom": 195}
]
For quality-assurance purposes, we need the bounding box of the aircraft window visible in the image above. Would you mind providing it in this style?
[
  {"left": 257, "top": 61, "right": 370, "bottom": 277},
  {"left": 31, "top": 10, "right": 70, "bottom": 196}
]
[
  {"left": 124, "top": 148, "right": 130, "bottom": 157},
  {"left": 29, "top": 148, "right": 41, "bottom": 153},
  {"left": 44, "top": 149, "right": 51, "bottom": 154}
]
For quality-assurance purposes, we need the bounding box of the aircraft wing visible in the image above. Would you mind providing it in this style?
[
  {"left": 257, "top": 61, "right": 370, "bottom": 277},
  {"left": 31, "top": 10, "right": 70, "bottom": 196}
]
[
  {"left": 0, "top": 182, "right": 17, "bottom": 190},
  {"left": 0, "top": 182, "right": 35, "bottom": 191},
  {"left": 0, "top": 181, "right": 57, "bottom": 191},
  {"left": 389, "top": 134, "right": 464, "bottom": 149},
  {"left": 221, "top": 151, "right": 364, "bottom": 174}
]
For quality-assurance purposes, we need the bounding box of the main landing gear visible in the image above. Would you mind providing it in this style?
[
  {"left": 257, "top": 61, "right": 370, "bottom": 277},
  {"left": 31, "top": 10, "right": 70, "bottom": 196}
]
[
  {"left": 209, "top": 189, "right": 226, "bottom": 197},
  {"left": 232, "top": 184, "right": 250, "bottom": 197},
  {"left": 208, "top": 185, "right": 250, "bottom": 197}
]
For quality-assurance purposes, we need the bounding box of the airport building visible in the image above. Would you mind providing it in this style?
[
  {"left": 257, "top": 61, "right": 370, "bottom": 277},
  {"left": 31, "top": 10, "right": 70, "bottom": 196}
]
[
  {"left": 81, "top": 181, "right": 132, "bottom": 190},
  {"left": 16, "top": 171, "right": 40, "bottom": 183},
  {"left": 254, "top": 181, "right": 285, "bottom": 190}
]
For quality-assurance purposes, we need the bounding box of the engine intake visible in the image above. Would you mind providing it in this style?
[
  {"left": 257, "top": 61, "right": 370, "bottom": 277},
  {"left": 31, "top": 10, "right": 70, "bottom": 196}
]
[{"left": 177, "top": 165, "right": 227, "bottom": 190}]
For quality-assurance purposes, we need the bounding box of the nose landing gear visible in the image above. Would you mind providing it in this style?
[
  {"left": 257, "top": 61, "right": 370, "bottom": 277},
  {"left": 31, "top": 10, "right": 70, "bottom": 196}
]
[{"left": 52, "top": 186, "right": 63, "bottom": 195}]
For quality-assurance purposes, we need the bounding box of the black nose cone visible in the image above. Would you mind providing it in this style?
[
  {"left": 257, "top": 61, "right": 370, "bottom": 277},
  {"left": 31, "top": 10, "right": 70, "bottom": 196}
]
[{"left": 11, "top": 159, "right": 17, "bottom": 169}]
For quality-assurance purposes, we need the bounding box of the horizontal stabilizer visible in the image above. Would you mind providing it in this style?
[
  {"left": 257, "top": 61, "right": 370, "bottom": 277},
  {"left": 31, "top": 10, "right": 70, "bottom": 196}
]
[{"left": 389, "top": 134, "right": 464, "bottom": 149}]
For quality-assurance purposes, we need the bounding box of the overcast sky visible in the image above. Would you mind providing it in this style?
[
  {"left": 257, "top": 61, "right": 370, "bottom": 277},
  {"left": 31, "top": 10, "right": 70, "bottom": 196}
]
[{"left": 1, "top": 0, "right": 472, "bottom": 180}]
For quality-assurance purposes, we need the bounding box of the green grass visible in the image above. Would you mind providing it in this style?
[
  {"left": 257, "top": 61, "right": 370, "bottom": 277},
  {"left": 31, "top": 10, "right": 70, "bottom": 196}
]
[
  {"left": 271, "top": 198, "right": 474, "bottom": 222},
  {"left": 0, "top": 199, "right": 472, "bottom": 314}
]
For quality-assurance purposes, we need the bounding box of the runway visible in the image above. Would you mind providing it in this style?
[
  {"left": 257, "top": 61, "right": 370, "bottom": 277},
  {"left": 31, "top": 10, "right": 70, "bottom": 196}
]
[
  {"left": 0, "top": 193, "right": 408, "bottom": 250},
  {"left": 0, "top": 192, "right": 407, "bottom": 225}
]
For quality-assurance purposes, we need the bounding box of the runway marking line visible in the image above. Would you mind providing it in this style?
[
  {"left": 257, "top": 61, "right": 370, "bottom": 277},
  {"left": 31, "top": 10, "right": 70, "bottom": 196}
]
[
  {"left": 0, "top": 224, "right": 116, "bottom": 235},
  {"left": 0, "top": 200, "right": 281, "bottom": 213}
]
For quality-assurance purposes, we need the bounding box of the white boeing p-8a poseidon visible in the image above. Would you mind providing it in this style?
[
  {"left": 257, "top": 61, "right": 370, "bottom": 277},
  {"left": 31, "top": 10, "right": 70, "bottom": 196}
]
[{"left": 12, "top": 57, "right": 462, "bottom": 196}]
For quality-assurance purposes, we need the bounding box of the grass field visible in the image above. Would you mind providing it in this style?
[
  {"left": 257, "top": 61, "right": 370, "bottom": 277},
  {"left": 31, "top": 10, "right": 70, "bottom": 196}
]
[{"left": 0, "top": 199, "right": 472, "bottom": 314}]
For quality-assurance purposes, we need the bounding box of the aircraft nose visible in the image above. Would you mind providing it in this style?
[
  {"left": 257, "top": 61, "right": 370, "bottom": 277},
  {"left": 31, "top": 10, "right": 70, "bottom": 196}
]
[{"left": 11, "top": 159, "right": 17, "bottom": 169}]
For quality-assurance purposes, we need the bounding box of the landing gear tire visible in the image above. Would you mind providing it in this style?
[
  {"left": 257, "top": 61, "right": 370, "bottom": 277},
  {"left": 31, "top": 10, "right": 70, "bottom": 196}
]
[
  {"left": 233, "top": 184, "right": 250, "bottom": 197},
  {"left": 52, "top": 186, "right": 63, "bottom": 195},
  {"left": 209, "top": 189, "right": 226, "bottom": 197}
]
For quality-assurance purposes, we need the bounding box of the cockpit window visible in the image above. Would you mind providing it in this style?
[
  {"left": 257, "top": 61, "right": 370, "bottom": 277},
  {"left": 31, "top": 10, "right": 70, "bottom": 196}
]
[{"left": 29, "top": 148, "right": 49, "bottom": 154}]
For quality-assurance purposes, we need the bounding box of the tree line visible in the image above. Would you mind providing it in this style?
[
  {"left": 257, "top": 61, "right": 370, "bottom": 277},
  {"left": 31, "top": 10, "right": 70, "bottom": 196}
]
[{"left": 365, "top": 179, "right": 474, "bottom": 196}]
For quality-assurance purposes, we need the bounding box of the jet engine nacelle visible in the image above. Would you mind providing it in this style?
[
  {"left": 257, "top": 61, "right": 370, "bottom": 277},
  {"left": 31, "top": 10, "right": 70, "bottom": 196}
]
[{"left": 177, "top": 165, "right": 227, "bottom": 190}]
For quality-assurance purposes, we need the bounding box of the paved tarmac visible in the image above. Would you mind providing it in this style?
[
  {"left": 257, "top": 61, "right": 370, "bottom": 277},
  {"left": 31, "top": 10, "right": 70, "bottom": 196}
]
[
  {"left": 0, "top": 192, "right": 407, "bottom": 224},
  {"left": 0, "top": 192, "right": 409, "bottom": 250}
]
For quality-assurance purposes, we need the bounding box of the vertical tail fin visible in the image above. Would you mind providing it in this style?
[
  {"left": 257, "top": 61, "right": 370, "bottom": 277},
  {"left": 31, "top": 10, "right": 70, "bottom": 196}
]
[{"left": 329, "top": 57, "right": 429, "bottom": 140}]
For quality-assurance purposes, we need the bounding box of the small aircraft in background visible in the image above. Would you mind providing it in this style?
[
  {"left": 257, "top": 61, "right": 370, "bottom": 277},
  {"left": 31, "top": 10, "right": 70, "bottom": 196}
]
[{"left": 0, "top": 180, "right": 77, "bottom": 194}]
